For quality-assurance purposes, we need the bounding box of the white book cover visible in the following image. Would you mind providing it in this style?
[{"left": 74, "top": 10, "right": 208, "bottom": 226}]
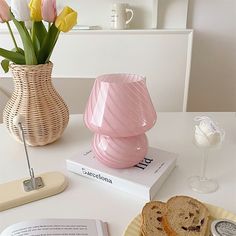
[{"left": 67, "top": 147, "right": 177, "bottom": 200}]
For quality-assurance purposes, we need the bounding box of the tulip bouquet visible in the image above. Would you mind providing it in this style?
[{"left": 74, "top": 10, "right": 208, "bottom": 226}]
[{"left": 0, "top": 0, "right": 77, "bottom": 72}]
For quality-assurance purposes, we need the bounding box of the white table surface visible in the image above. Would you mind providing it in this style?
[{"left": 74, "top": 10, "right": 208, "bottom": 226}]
[{"left": 0, "top": 113, "right": 236, "bottom": 235}]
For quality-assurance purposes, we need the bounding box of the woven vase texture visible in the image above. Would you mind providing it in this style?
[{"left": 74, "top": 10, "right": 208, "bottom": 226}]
[{"left": 3, "top": 62, "right": 69, "bottom": 146}]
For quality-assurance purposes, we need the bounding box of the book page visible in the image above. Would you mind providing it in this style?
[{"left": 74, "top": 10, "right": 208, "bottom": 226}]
[{"left": 1, "top": 219, "right": 108, "bottom": 236}]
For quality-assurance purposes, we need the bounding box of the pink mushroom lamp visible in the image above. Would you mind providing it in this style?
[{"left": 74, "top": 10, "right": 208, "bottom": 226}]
[{"left": 84, "top": 74, "right": 157, "bottom": 168}]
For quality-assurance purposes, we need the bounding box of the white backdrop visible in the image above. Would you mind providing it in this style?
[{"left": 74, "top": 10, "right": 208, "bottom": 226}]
[{"left": 187, "top": 0, "right": 236, "bottom": 111}]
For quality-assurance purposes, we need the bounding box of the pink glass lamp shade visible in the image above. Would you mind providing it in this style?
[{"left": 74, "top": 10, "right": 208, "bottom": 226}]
[{"left": 84, "top": 74, "right": 157, "bottom": 168}]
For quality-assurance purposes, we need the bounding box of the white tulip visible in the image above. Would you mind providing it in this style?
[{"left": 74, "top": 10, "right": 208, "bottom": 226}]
[{"left": 11, "top": 0, "right": 31, "bottom": 21}]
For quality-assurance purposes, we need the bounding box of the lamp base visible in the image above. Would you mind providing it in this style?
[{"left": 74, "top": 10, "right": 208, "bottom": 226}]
[
  {"left": 0, "top": 172, "right": 67, "bottom": 212},
  {"left": 92, "top": 133, "right": 148, "bottom": 168}
]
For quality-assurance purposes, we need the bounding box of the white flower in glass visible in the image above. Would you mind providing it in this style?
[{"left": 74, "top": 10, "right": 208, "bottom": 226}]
[{"left": 194, "top": 116, "right": 223, "bottom": 148}]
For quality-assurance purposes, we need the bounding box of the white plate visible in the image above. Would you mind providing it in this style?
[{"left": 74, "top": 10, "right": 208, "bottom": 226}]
[{"left": 124, "top": 203, "right": 236, "bottom": 236}]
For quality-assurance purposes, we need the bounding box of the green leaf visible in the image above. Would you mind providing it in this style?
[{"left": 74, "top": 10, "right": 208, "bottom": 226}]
[
  {"left": 38, "top": 24, "right": 60, "bottom": 64},
  {"left": 31, "top": 22, "right": 47, "bottom": 58},
  {"left": 31, "top": 24, "right": 40, "bottom": 58},
  {"left": 11, "top": 14, "right": 37, "bottom": 65},
  {"left": 12, "top": 47, "right": 25, "bottom": 55},
  {"left": 33, "top": 21, "right": 47, "bottom": 47},
  {"left": 0, "top": 48, "right": 26, "bottom": 64},
  {"left": 33, "top": 36, "right": 40, "bottom": 57},
  {"left": 1, "top": 59, "right": 10, "bottom": 73}
]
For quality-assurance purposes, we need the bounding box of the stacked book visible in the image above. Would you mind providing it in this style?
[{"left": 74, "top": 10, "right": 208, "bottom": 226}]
[{"left": 67, "top": 147, "right": 177, "bottom": 200}]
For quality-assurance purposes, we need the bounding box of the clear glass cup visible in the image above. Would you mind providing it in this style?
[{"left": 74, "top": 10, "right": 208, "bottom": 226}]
[{"left": 188, "top": 122, "right": 225, "bottom": 193}]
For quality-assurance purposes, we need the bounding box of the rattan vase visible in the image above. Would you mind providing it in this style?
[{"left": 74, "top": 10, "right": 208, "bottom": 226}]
[{"left": 3, "top": 62, "right": 69, "bottom": 146}]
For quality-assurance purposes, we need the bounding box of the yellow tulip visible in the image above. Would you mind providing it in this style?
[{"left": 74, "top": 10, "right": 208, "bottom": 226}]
[
  {"left": 29, "top": 0, "right": 42, "bottom": 21},
  {"left": 55, "top": 6, "right": 77, "bottom": 32}
]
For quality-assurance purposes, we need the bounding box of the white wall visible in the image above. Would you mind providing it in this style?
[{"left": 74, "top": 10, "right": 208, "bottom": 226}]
[
  {"left": 58, "top": 0, "right": 189, "bottom": 30},
  {"left": 58, "top": 0, "right": 153, "bottom": 29},
  {"left": 187, "top": 0, "right": 236, "bottom": 111}
]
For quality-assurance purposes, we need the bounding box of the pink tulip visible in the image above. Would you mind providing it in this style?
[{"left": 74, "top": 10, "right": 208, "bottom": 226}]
[
  {"left": 0, "top": 0, "right": 11, "bottom": 23},
  {"left": 42, "top": 0, "right": 57, "bottom": 22}
]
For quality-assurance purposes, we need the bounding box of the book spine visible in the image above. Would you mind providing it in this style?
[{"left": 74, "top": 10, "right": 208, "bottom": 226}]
[
  {"left": 67, "top": 160, "right": 150, "bottom": 200},
  {"left": 150, "top": 157, "right": 177, "bottom": 200}
]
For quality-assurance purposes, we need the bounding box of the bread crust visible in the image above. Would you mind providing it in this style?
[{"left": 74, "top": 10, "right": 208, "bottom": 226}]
[
  {"left": 141, "top": 201, "right": 168, "bottom": 236},
  {"left": 163, "top": 196, "right": 210, "bottom": 236}
]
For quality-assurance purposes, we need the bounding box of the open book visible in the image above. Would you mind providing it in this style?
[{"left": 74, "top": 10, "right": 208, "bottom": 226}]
[{"left": 1, "top": 219, "right": 109, "bottom": 236}]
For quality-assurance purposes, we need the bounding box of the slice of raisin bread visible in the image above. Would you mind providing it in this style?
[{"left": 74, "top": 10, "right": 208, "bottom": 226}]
[
  {"left": 141, "top": 201, "right": 168, "bottom": 236},
  {"left": 163, "top": 196, "right": 210, "bottom": 236}
]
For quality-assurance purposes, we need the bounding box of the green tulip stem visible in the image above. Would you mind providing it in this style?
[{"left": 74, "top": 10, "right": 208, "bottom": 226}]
[
  {"left": 6, "top": 22, "right": 20, "bottom": 53},
  {"left": 45, "top": 29, "right": 60, "bottom": 63},
  {"left": 31, "top": 21, "right": 35, "bottom": 40}
]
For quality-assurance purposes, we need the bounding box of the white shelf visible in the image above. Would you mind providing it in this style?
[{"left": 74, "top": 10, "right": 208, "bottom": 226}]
[
  {"left": 67, "top": 29, "right": 193, "bottom": 35},
  {"left": 0, "top": 28, "right": 193, "bottom": 35}
]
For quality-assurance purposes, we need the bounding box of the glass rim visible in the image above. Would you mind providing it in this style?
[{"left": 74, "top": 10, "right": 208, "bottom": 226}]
[{"left": 96, "top": 73, "right": 146, "bottom": 84}]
